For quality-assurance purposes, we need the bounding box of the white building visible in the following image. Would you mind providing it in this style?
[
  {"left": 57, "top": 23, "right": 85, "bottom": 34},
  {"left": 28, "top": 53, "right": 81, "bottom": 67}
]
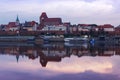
[{"left": 42, "top": 25, "right": 66, "bottom": 31}]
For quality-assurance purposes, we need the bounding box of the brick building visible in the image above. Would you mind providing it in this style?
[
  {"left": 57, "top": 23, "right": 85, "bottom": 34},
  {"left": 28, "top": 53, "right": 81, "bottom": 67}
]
[{"left": 39, "top": 12, "right": 62, "bottom": 27}]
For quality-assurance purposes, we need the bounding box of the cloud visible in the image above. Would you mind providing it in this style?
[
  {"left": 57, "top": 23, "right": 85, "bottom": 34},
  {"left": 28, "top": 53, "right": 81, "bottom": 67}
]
[
  {"left": 46, "top": 56, "right": 113, "bottom": 73},
  {"left": 0, "top": 56, "right": 113, "bottom": 74},
  {"left": 0, "top": 54, "right": 120, "bottom": 79},
  {"left": 0, "top": 0, "right": 119, "bottom": 26}
]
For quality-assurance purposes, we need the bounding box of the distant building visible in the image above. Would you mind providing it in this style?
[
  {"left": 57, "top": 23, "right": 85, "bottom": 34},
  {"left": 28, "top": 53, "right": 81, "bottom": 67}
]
[
  {"left": 22, "top": 21, "right": 38, "bottom": 31},
  {"left": 115, "top": 25, "right": 120, "bottom": 35},
  {"left": 5, "top": 16, "right": 20, "bottom": 31},
  {"left": 63, "top": 22, "right": 71, "bottom": 33},
  {"left": 40, "top": 12, "right": 62, "bottom": 26},
  {"left": 0, "top": 25, "right": 7, "bottom": 31},
  {"left": 42, "top": 25, "right": 66, "bottom": 31},
  {"left": 6, "top": 22, "right": 18, "bottom": 31},
  {"left": 40, "top": 12, "right": 48, "bottom": 23},
  {"left": 77, "top": 24, "right": 97, "bottom": 31},
  {"left": 77, "top": 24, "right": 89, "bottom": 32},
  {"left": 97, "top": 24, "right": 114, "bottom": 32}
]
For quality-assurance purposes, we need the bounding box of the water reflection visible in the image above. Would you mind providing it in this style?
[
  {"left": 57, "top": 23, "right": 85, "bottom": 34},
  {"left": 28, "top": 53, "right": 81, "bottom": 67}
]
[
  {"left": 0, "top": 42, "right": 120, "bottom": 80},
  {"left": 0, "top": 42, "right": 119, "bottom": 67}
]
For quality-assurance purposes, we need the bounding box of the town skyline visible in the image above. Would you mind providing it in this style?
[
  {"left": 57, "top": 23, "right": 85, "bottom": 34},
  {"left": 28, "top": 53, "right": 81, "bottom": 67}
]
[
  {"left": 0, "top": 0, "right": 120, "bottom": 26},
  {"left": 0, "top": 12, "right": 119, "bottom": 27}
]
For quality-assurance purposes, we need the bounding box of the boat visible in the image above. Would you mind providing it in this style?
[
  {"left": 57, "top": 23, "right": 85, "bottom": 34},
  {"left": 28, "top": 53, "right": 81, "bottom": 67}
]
[{"left": 41, "top": 35, "right": 64, "bottom": 42}]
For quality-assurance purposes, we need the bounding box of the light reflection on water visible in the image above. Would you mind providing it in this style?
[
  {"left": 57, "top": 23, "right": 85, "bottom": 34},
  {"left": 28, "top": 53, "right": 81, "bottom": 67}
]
[{"left": 0, "top": 42, "right": 120, "bottom": 80}]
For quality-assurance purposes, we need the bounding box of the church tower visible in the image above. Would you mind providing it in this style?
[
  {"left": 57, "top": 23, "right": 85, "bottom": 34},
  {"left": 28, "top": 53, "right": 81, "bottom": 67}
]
[
  {"left": 16, "top": 15, "right": 20, "bottom": 26},
  {"left": 40, "top": 12, "right": 48, "bottom": 24}
]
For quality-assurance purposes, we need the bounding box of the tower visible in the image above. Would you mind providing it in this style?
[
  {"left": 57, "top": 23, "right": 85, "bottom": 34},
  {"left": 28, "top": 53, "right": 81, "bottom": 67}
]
[
  {"left": 40, "top": 12, "right": 48, "bottom": 24},
  {"left": 16, "top": 15, "right": 20, "bottom": 26}
]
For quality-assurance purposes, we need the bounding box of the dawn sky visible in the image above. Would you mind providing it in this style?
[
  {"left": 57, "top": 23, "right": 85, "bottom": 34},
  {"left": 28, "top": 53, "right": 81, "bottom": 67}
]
[{"left": 0, "top": 0, "right": 120, "bottom": 26}]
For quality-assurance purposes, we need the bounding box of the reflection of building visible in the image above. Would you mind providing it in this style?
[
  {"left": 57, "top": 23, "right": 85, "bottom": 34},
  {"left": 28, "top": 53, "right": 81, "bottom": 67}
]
[
  {"left": 39, "top": 52, "right": 61, "bottom": 67},
  {"left": 0, "top": 43, "right": 120, "bottom": 67}
]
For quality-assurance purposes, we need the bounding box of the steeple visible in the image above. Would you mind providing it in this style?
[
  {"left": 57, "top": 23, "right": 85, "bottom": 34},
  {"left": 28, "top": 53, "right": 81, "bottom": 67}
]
[
  {"left": 16, "top": 15, "right": 20, "bottom": 26},
  {"left": 16, "top": 15, "right": 19, "bottom": 22}
]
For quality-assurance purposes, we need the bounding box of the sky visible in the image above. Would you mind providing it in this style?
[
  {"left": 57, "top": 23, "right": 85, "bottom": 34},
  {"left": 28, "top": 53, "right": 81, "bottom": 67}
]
[{"left": 0, "top": 0, "right": 120, "bottom": 26}]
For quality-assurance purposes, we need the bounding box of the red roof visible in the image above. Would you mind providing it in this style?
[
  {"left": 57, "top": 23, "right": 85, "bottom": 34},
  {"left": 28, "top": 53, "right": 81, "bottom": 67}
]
[
  {"left": 78, "top": 24, "right": 89, "bottom": 26},
  {"left": 44, "top": 18, "right": 62, "bottom": 22},
  {"left": 24, "top": 21, "right": 37, "bottom": 27},
  {"left": 30, "top": 21, "right": 36, "bottom": 26},
  {"left": 40, "top": 12, "right": 62, "bottom": 25},
  {"left": 97, "top": 24, "right": 114, "bottom": 28},
  {"left": 63, "top": 22, "right": 71, "bottom": 26},
  {"left": 8, "top": 22, "right": 16, "bottom": 28}
]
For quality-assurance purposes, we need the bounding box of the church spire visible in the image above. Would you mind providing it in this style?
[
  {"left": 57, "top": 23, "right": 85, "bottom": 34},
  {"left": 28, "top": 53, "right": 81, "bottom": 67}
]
[
  {"left": 16, "top": 15, "right": 19, "bottom": 22},
  {"left": 16, "top": 15, "right": 20, "bottom": 26}
]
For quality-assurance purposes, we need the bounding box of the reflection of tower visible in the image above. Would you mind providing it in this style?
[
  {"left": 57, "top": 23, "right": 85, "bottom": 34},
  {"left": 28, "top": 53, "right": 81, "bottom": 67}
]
[
  {"left": 16, "top": 54, "right": 19, "bottom": 63},
  {"left": 39, "top": 51, "right": 62, "bottom": 67},
  {"left": 40, "top": 56, "right": 48, "bottom": 67},
  {"left": 39, "top": 52, "right": 48, "bottom": 67}
]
